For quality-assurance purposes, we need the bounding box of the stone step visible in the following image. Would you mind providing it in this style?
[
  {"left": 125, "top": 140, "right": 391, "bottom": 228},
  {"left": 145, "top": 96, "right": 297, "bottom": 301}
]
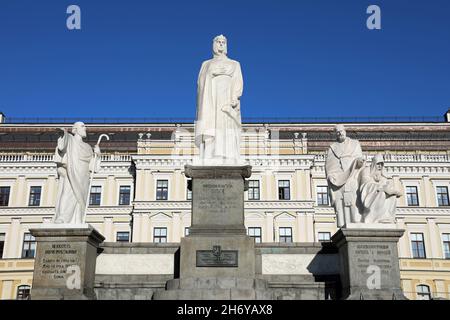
[
  {"left": 166, "top": 277, "right": 268, "bottom": 290},
  {"left": 153, "top": 288, "right": 274, "bottom": 300}
]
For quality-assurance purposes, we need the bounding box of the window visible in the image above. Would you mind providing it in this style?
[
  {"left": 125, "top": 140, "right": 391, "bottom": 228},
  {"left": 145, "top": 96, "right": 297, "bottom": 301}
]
[
  {"left": 119, "top": 186, "right": 131, "bottom": 205},
  {"left": 417, "top": 285, "right": 431, "bottom": 300},
  {"left": 0, "top": 233, "right": 5, "bottom": 258},
  {"left": 28, "top": 186, "right": 42, "bottom": 206},
  {"left": 317, "top": 186, "right": 329, "bottom": 206},
  {"left": 0, "top": 186, "right": 10, "bottom": 206},
  {"left": 406, "top": 186, "right": 419, "bottom": 206},
  {"left": 318, "top": 232, "right": 331, "bottom": 242},
  {"left": 436, "top": 186, "right": 449, "bottom": 207},
  {"left": 16, "top": 285, "right": 31, "bottom": 300},
  {"left": 279, "top": 227, "right": 292, "bottom": 243},
  {"left": 248, "top": 227, "right": 262, "bottom": 243},
  {"left": 153, "top": 227, "right": 167, "bottom": 243},
  {"left": 156, "top": 180, "right": 168, "bottom": 200},
  {"left": 442, "top": 234, "right": 450, "bottom": 259},
  {"left": 248, "top": 180, "right": 260, "bottom": 200},
  {"left": 116, "top": 232, "right": 130, "bottom": 242},
  {"left": 278, "top": 180, "right": 290, "bottom": 200},
  {"left": 89, "top": 186, "right": 102, "bottom": 206},
  {"left": 411, "top": 233, "right": 426, "bottom": 258},
  {"left": 21, "top": 233, "right": 36, "bottom": 258},
  {"left": 187, "top": 188, "right": 192, "bottom": 200},
  {"left": 184, "top": 227, "right": 190, "bottom": 237}
]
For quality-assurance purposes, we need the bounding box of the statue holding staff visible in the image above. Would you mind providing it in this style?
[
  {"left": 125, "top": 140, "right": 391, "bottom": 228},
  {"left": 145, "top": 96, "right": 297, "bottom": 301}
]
[{"left": 53, "top": 122, "right": 102, "bottom": 224}]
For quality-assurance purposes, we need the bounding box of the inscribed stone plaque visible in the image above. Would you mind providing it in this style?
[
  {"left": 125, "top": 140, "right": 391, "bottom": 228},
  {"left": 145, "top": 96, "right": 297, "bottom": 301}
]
[
  {"left": 193, "top": 178, "right": 244, "bottom": 226},
  {"left": 34, "top": 242, "right": 84, "bottom": 286}
]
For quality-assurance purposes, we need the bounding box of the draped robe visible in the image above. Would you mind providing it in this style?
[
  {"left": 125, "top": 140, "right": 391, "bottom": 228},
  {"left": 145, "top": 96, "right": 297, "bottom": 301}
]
[
  {"left": 195, "top": 56, "right": 243, "bottom": 164},
  {"left": 53, "top": 132, "right": 99, "bottom": 224},
  {"left": 358, "top": 168, "right": 400, "bottom": 223},
  {"left": 325, "top": 137, "right": 363, "bottom": 209}
]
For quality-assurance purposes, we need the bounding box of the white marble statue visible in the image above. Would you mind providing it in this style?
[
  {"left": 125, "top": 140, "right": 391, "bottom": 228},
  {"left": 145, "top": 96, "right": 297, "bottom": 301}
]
[
  {"left": 53, "top": 122, "right": 101, "bottom": 224},
  {"left": 325, "top": 124, "right": 365, "bottom": 227},
  {"left": 194, "top": 35, "right": 244, "bottom": 165},
  {"left": 358, "top": 154, "right": 403, "bottom": 223}
]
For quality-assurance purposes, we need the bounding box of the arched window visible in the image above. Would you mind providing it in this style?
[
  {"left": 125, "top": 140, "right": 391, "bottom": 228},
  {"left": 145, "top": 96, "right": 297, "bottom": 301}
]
[
  {"left": 416, "top": 284, "right": 431, "bottom": 300},
  {"left": 16, "top": 285, "right": 31, "bottom": 300}
]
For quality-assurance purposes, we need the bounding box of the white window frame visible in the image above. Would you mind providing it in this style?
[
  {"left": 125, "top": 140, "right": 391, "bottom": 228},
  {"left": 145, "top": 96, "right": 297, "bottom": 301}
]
[
  {"left": 318, "top": 231, "right": 332, "bottom": 242},
  {"left": 117, "top": 184, "right": 133, "bottom": 206},
  {"left": 154, "top": 174, "right": 171, "bottom": 201},
  {"left": 0, "top": 180, "right": 14, "bottom": 207},
  {"left": 89, "top": 185, "right": 103, "bottom": 206},
  {"left": 247, "top": 177, "right": 262, "bottom": 201},
  {"left": 434, "top": 183, "right": 450, "bottom": 207},
  {"left": 403, "top": 184, "right": 420, "bottom": 207},
  {"left": 441, "top": 233, "right": 450, "bottom": 259},
  {"left": 27, "top": 185, "right": 43, "bottom": 207},
  {"left": 276, "top": 177, "right": 292, "bottom": 201},
  {"left": 409, "top": 232, "right": 427, "bottom": 259}
]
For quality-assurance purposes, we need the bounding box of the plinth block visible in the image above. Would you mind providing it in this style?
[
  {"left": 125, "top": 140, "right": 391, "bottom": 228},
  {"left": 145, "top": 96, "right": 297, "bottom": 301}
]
[
  {"left": 30, "top": 224, "right": 104, "bottom": 300},
  {"left": 332, "top": 227, "right": 407, "bottom": 300}
]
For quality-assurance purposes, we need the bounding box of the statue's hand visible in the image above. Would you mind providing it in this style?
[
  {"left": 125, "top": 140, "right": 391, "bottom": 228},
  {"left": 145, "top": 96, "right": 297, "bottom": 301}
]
[
  {"left": 56, "top": 127, "right": 67, "bottom": 136},
  {"left": 355, "top": 158, "right": 365, "bottom": 169},
  {"left": 94, "top": 145, "right": 101, "bottom": 156}
]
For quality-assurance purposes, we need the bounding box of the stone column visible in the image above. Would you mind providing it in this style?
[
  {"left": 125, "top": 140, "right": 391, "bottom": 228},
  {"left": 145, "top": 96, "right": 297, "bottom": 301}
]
[
  {"left": 13, "top": 176, "right": 26, "bottom": 207},
  {"left": 132, "top": 213, "right": 142, "bottom": 242},
  {"left": 265, "top": 212, "right": 274, "bottom": 242},
  {"left": 30, "top": 225, "right": 104, "bottom": 300},
  {"left": 1, "top": 280, "right": 13, "bottom": 300},
  {"left": 103, "top": 217, "right": 114, "bottom": 242},
  {"left": 426, "top": 218, "right": 440, "bottom": 258},
  {"left": 434, "top": 279, "right": 447, "bottom": 299},
  {"left": 332, "top": 227, "right": 407, "bottom": 300},
  {"left": 5, "top": 218, "right": 21, "bottom": 258},
  {"left": 172, "top": 212, "right": 181, "bottom": 242},
  {"left": 296, "top": 212, "right": 305, "bottom": 242},
  {"left": 305, "top": 212, "right": 315, "bottom": 242}
]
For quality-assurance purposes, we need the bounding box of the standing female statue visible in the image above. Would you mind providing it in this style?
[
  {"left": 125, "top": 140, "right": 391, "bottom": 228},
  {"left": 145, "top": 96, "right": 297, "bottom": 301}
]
[{"left": 195, "top": 35, "right": 244, "bottom": 165}]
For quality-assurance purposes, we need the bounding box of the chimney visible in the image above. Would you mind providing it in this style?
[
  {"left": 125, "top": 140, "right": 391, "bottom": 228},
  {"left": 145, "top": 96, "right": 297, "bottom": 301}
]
[
  {"left": 445, "top": 109, "right": 450, "bottom": 122},
  {"left": 0, "top": 112, "right": 5, "bottom": 124}
]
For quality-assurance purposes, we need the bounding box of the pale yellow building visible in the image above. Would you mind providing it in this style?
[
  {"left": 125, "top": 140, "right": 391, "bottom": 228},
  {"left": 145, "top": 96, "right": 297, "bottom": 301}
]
[{"left": 0, "top": 114, "right": 449, "bottom": 299}]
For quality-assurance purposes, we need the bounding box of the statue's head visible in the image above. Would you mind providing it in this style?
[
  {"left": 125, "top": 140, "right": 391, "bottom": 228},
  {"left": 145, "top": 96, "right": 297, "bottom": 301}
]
[
  {"left": 334, "top": 124, "right": 346, "bottom": 143},
  {"left": 213, "top": 34, "right": 227, "bottom": 56},
  {"left": 372, "top": 153, "right": 384, "bottom": 171},
  {"left": 72, "top": 121, "right": 87, "bottom": 138}
]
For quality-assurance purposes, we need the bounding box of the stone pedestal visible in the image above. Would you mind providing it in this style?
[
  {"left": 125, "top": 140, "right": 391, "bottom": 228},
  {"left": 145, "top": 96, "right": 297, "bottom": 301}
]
[
  {"left": 153, "top": 165, "right": 273, "bottom": 300},
  {"left": 331, "top": 227, "right": 407, "bottom": 300},
  {"left": 30, "top": 224, "right": 105, "bottom": 300},
  {"left": 184, "top": 165, "right": 251, "bottom": 236}
]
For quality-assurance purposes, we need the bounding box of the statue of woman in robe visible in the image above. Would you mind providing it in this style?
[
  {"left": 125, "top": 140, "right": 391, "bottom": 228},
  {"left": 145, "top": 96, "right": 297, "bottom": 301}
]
[
  {"left": 358, "top": 154, "right": 403, "bottom": 223},
  {"left": 53, "top": 122, "right": 101, "bottom": 224},
  {"left": 194, "top": 35, "right": 244, "bottom": 165}
]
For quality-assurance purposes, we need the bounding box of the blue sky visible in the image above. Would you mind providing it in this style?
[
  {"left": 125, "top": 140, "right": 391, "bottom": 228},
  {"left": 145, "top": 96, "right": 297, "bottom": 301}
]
[{"left": 0, "top": 0, "right": 449, "bottom": 120}]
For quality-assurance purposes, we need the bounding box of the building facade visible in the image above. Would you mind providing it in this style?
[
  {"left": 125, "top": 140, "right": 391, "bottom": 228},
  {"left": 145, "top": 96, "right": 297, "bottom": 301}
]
[{"left": 0, "top": 114, "right": 450, "bottom": 300}]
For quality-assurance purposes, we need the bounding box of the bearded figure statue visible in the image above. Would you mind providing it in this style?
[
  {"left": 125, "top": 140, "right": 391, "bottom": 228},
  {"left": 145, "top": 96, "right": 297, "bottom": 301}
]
[{"left": 358, "top": 154, "right": 403, "bottom": 223}]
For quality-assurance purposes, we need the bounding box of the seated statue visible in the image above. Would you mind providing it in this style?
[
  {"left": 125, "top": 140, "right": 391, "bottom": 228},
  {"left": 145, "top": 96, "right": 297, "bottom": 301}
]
[{"left": 358, "top": 154, "right": 403, "bottom": 223}]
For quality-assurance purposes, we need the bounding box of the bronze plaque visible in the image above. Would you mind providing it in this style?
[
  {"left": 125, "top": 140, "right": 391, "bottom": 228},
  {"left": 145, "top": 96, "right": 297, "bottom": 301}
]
[{"left": 196, "top": 245, "right": 238, "bottom": 267}]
